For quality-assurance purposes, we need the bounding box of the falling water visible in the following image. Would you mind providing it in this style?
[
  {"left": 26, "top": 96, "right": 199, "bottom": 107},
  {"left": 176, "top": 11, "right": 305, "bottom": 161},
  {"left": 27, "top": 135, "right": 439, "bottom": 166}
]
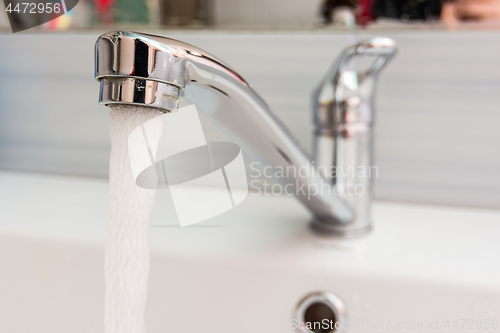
[{"left": 106, "top": 106, "right": 164, "bottom": 333}]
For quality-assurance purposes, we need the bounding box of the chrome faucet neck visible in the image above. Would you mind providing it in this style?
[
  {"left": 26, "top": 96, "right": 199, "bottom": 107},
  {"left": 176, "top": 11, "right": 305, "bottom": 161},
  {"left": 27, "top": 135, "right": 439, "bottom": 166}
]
[{"left": 311, "top": 37, "right": 397, "bottom": 236}]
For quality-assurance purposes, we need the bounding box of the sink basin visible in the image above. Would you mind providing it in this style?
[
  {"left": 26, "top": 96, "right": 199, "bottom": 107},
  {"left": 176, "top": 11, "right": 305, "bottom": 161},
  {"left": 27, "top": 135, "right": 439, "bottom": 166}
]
[{"left": 0, "top": 171, "right": 498, "bottom": 332}]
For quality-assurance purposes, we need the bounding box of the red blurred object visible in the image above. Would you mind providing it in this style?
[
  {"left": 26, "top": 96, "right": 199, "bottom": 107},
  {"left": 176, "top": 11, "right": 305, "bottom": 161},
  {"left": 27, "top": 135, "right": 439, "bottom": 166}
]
[
  {"left": 94, "top": 0, "right": 115, "bottom": 24},
  {"left": 358, "top": 0, "right": 375, "bottom": 26}
]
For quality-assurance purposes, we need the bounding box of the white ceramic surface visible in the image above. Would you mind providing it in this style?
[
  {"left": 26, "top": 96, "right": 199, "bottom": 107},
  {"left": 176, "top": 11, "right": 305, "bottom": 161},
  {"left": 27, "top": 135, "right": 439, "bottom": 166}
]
[{"left": 0, "top": 171, "right": 498, "bottom": 332}]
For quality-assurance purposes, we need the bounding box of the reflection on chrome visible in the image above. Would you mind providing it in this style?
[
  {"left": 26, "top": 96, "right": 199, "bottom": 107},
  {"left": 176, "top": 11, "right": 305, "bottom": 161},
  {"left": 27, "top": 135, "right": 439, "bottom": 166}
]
[
  {"left": 312, "top": 37, "right": 397, "bottom": 235},
  {"left": 95, "top": 31, "right": 396, "bottom": 236}
]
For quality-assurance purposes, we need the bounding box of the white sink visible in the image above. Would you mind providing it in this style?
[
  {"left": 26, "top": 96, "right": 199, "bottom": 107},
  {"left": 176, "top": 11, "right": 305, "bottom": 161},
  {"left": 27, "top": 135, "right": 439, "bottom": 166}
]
[{"left": 0, "top": 171, "right": 499, "bottom": 332}]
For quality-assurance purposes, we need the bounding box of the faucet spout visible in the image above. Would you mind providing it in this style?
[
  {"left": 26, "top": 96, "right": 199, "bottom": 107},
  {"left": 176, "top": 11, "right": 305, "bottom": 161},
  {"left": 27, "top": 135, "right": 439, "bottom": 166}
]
[{"left": 95, "top": 31, "right": 354, "bottom": 228}]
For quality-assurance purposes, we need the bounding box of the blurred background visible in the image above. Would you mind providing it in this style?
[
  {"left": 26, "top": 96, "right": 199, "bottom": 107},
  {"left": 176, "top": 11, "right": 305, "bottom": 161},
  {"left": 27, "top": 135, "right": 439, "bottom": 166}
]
[
  {"left": 0, "top": 0, "right": 499, "bottom": 209},
  {"left": 1, "top": 0, "right": 500, "bottom": 30}
]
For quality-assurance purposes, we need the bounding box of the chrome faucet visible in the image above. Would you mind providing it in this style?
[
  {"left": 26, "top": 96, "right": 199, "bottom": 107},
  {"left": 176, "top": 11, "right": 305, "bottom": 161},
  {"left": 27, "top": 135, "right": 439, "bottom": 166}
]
[
  {"left": 95, "top": 31, "right": 396, "bottom": 237},
  {"left": 312, "top": 37, "right": 397, "bottom": 235}
]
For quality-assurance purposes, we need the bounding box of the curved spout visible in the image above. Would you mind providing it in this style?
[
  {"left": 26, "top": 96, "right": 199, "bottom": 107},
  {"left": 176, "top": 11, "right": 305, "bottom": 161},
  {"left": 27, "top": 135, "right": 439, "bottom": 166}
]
[{"left": 95, "top": 31, "right": 354, "bottom": 226}]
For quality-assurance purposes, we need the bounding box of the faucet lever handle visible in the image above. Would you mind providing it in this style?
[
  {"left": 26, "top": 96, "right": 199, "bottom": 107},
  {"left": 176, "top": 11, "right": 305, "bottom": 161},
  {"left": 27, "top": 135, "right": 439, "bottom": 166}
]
[
  {"left": 339, "top": 37, "right": 397, "bottom": 78},
  {"left": 313, "top": 37, "right": 397, "bottom": 127}
]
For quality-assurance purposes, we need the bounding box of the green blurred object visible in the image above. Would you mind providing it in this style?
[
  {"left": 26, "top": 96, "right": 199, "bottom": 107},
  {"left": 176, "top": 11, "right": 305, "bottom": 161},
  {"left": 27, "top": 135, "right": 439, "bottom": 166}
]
[
  {"left": 88, "top": 0, "right": 149, "bottom": 25},
  {"left": 114, "top": 0, "right": 149, "bottom": 23}
]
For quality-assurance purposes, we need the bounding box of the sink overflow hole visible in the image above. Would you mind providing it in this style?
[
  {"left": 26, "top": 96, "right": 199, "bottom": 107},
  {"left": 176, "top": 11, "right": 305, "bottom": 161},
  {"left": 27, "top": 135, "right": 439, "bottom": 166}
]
[{"left": 303, "top": 302, "right": 337, "bottom": 333}]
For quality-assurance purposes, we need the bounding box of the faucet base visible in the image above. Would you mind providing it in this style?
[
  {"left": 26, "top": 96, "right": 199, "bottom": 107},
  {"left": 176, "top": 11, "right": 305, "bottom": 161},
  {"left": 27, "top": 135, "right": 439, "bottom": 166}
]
[{"left": 310, "top": 219, "right": 372, "bottom": 237}]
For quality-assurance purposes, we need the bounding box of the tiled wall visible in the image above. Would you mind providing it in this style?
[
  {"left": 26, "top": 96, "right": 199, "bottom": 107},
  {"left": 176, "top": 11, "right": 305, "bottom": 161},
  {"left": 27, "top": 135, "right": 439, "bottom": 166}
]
[
  {"left": 213, "top": 0, "right": 323, "bottom": 28},
  {"left": 0, "top": 31, "right": 499, "bottom": 208}
]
